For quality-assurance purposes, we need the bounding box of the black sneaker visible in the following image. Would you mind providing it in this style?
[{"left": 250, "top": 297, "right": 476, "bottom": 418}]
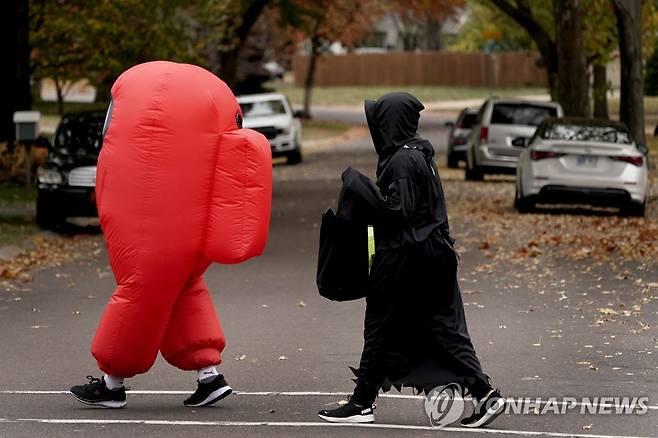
[
  {"left": 183, "top": 374, "right": 232, "bottom": 407},
  {"left": 69, "top": 376, "right": 127, "bottom": 409},
  {"left": 318, "top": 400, "right": 375, "bottom": 423},
  {"left": 460, "top": 389, "right": 505, "bottom": 428}
]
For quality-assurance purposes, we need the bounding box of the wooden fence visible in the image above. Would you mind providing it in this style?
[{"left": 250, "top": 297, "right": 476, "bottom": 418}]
[{"left": 293, "top": 51, "right": 547, "bottom": 87}]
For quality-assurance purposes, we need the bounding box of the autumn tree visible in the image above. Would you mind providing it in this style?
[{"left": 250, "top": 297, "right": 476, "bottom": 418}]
[
  {"left": 584, "top": 0, "right": 618, "bottom": 119},
  {"left": 29, "top": 0, "right": 201, "bottom": 106},
  {"left": 30, "top": 0, "right": 89, "bottom": 114},
  {"left": 488, "top": 0, "right": 590, "bottom": 117},
  {"left": 193, "top": 0, "right": 270, "bottom": 89},
  {"left": 553, "top": 0, "right": 588, "bottom": 116},
  {"left": 279, "top": 0, "right": 384, "bottom": 117},
  {"left": 611, "top": 0, "right": 645, "bottom": 145},
  {"left": 389, "top": 0, "right": 465, "bottom": 50}
]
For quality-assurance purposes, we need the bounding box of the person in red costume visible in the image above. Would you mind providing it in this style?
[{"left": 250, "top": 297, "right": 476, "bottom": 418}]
[{"left": 69, "top": 61, "right": 272, "bottom": 408}]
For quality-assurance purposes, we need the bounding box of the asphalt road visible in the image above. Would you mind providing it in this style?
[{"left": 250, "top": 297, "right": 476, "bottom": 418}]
[{"left": 0, "top": 121, "right": 656, "bottom": 438}]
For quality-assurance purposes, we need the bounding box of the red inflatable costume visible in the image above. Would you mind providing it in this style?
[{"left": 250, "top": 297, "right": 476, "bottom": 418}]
[{"left": 91, "top": 61, "right": 272, "bottom": 378}]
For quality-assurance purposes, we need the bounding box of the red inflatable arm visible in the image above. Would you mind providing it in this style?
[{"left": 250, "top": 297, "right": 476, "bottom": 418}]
[{"left": 91, "top": 61, "right": 271, "bottom": 377}]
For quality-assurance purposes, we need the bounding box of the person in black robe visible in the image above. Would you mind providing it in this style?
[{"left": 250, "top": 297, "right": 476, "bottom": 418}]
[{"left": 318, "top": 92, "right": 505, "bottom": 427}]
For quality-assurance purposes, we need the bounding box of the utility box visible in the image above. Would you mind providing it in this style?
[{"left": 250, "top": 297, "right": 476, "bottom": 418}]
[{"left": 13, "top": 111, "right": 41, "bottom": 141}]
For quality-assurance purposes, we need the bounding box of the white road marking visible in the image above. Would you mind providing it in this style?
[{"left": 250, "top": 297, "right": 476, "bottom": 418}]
[
  {"left": 0, "top": 418, "right": 653, "bottom": 438},
  {"left": 1, "top": 390, "right": 656, "bottom": 410}
]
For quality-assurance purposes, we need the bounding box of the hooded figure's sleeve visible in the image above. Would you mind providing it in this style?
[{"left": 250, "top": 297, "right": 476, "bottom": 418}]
[{"left": 337, "top": 164, "right": 418, "bottom": 226}]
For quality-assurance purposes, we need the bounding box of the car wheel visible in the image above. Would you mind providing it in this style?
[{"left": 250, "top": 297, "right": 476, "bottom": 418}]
[
  {"left": 514, "top": 184, "right": 535, "bottom": 213},
  {"left": 287, "top": 147, "right": 302, "bottom": 165},
  {"left": 36, "top": 191, "right": 65, "bottom": 230},
  {"left": 621, "top": 201, "right": 645, "bottom": 218},
  {"left": 447, "top": 153, "right": 459, "bottom": 169},
  {"left": 465, "top": 161, "right": 484, "bottom": 181}
]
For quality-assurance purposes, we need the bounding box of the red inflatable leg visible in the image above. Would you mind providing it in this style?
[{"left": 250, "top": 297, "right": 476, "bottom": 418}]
[
  {"left": 159, "top": 276, "right": 225, "bottom": 371},
  {"left": 92, "top": 283, "right": 178, "bottom": 378}
]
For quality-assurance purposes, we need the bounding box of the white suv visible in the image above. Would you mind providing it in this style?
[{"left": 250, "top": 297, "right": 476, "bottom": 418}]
[
  {"left": 465, "top": 99, "right": 563, "bottom": 180},
  {"left": 237, "top": 93, "right": 303, "bottom": 164}
]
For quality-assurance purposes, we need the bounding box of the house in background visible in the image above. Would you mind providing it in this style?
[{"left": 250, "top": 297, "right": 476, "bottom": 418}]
[{"left": 352, "top": 10, "right": 470, "bottom": 53}]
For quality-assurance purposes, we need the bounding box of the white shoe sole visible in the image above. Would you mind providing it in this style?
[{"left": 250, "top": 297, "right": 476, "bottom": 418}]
[
  {"left": 69, "top": 391, "right": 127, "bottom": 409},
  {"left": 318, "top": 413, "right": 375, "bottom": 423},
  {"left": 184, "top": 385, "right": 232, "bottom": 407},
  {"left": 462, "top": 398, "right": 505, "bottom": 428}
]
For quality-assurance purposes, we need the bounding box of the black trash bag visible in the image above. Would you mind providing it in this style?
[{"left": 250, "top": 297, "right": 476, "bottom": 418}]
[{"left": 316, "top": 208, "right": 369, "bottom": 301}]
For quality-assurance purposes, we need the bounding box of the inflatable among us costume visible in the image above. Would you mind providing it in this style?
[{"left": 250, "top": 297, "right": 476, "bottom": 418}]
[{"left": 91, "top": 61, "right": 272, "bottom": 378}]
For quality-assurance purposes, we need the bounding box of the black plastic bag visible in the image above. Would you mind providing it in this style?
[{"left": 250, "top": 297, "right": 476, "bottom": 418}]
[{"left": 316, "top": 208, "right": 369, "bottom": 301}]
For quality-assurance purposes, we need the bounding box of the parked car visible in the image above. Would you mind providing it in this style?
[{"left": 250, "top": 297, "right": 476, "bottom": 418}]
[
  {"left": 515, "top": 118, "right": 648, "bottom": 217},
  {"left": 36, "top": 111, "right": 105, "bottom": 229},
  {"left": 446, "top": 108, "right": 478, "bottom": 168},
  {"left": 465, "top": 99, "right": 563, "bottom": 180},
  {"left": 237, "top": 93, "right": 303, "bottom": 164}
]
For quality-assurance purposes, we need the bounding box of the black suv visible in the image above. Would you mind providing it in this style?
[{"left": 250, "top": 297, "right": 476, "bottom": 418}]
[{"left": 36, "top": 111, "right": 105, "bottom": 229}]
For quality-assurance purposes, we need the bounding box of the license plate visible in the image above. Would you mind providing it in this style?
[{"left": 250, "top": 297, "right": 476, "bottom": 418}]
[{"left": 576, "top": 155, "right": 597, "bottom": 167}]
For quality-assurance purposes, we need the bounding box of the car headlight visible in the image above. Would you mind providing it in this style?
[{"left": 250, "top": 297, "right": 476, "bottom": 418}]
[
  {"left": 37, "top": 168, "right": 63, "bottom": 184},
  {"left": 279, "top": 126, "right": 291, "bottom": 136}
]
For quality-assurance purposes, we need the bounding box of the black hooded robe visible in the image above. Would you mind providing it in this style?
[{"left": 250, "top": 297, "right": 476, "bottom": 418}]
[{"left": 336, "top": 92, "right": 492, "bottom": 399}]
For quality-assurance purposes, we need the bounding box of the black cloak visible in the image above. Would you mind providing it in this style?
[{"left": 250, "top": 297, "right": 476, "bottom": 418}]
[{"left": 337, "top": 92, "right": 490, "bottom": 396}]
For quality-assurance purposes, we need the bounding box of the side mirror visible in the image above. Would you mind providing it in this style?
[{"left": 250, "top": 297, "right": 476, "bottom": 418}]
[
  {"left": 637, "top": 143, "right": 649, "bottom": 157},
  {"left": 511, "top": 137, "right": 529, "bottom": 147},
  {"left": 293, "top": 109, "right": 306, "bottom": 118}
]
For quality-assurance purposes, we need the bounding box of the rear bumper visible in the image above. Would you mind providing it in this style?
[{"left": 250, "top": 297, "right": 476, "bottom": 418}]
[
  {"left": 474, "top": 144, "right": 520, "bottom": 172},
  {"left": 521, "top": 163, "right": 647, "bottom": 204},
  {"left": 38, "top": 185, "right": 98, "bottom": 217},
  {"left": 535, "top": 185, "right": 634, "bottom": 206}
]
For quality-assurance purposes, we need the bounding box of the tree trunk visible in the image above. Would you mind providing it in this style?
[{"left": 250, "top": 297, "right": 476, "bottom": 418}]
[
  {"left": 425, "top": 15, "right": 441, "bottom": 50},
  {"left": 54, "top": 77, "right": 65, "bottom": 115},
  {"left": 554, "top": 0, "right": 589, "bottom": 117},
  {"left": 488, "top": 0, "right": 559, "bottom": 100},
  {"left": 592, "top": 63, "right": 609, "bottom": 119},
  {"left": 217, "top": 0, "right": 269, "bottom": 90},
  {"left": 612, "top": 0, "right": 645, "bottom": 145},
  {"left": 302, "top": 36, "right": 320, "bottom": 118},
  {"left": 0, "top": 0, "right": 32, "bottom": 142},
  {"left": 218, "top": 50, "right": 240, "bottom": 90}
]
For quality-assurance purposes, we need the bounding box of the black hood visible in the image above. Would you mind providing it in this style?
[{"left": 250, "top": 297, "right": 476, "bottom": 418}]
[{"left": 364, "top": 92, "right": 426, "bottom": 176}]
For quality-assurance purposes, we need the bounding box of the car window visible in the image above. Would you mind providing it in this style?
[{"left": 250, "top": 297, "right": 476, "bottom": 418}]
[
  {"left": 490, "top": 104, "right": 557, "bottom": 126},
  {"left": 54, "top": 115, "right": 104, "bottom": 154},
  {"left": 459, "top": 112, "right": 477, "bottom": 129},
  {"left": 240, "top": 100, "right": 287, "bottom": 118},
  {"left": 540, "top": 123, "right": 632, "bottom": 144}
]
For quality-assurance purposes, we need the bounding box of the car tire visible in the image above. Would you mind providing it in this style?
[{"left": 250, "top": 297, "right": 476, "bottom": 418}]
[
  {"left": 465, "top": 148, "right": 484, "bottom": 181},
  {"left": 447, "top": 153, "right": 459, "bottom": 169},
  {"left": 621, "top": 201, "right": 645, "bottom": 218},
  {"left": 36, "top": 191, "right": 65, "bottom": 230},
  {"left": 514, "top": 184, "right": 535, "bottom": 213},
  {"left": 287, "top": 147, "right": 302, "bottom": 165},
  {"left": 465, "top": 163, "right": 484, "bottom": 181}
]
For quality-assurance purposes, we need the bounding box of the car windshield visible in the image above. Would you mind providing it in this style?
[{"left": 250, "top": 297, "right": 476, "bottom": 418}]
[
  {"left": 240, "top": 100, "right": 287, "bottom": 118},
  {"left": 459, "top": 112, "right": 477, "bottom": 129},
  {"left": 540, "top": 123, "right": 632, "bottom": 144},
  {"left": 54, "top": 114, "right": 104, "bottom": 155},
  {"left": 490, "top": 104, "right": 557, "bottom": 126}
]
